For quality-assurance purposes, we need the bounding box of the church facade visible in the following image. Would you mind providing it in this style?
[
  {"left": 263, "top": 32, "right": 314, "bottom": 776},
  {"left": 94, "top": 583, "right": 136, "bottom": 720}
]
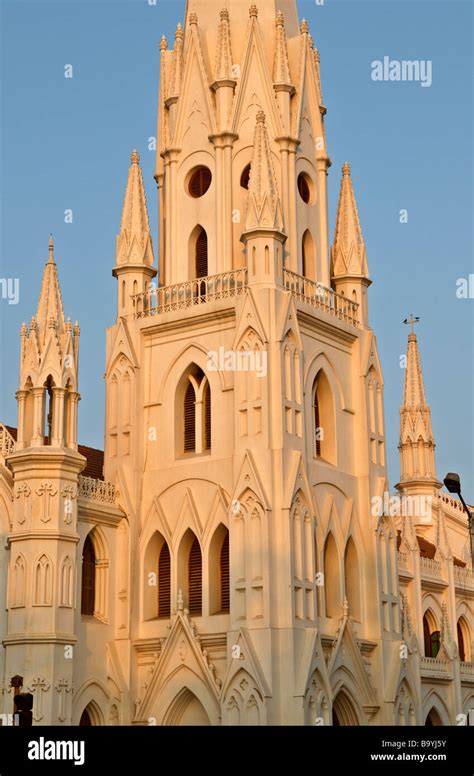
[{"left": 0, "top": 0, "right": 472, "bottom": 726}]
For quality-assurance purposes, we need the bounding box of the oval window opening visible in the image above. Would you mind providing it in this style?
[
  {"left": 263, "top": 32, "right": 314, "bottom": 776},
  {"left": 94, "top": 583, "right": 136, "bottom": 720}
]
[
  {"left": 297, "top": 172, "right": 311, "bottom": 204},
  {"left": 188, "top": 166, "right": 212, "bottom": 198},
  {"left": 240, "top": 163, "right": 251, "bottom": 190}
]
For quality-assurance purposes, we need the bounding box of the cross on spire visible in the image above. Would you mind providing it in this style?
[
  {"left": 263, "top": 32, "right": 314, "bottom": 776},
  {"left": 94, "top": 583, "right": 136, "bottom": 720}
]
[{"left": 402, "top": 314, "right": 420, "bottom": 336}]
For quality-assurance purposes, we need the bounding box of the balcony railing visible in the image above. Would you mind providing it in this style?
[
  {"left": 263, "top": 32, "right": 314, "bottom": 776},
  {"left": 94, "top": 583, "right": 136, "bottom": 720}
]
[
  {"left": 454, "top": 565, "right": 474, "bottom": 589},
  {"left": 420, "top": 656, "right": 450, "bottom": 675},
  {"left": 78, "top": 475, "right": 116, "bottom": 504},
  {"left": 419, "top": 556, "right": 444, "bottom": 579},
  {"left": 283, "top": 270, "right": 359, "bottom": 325},
  {"left": 0, "top": 424, "right": 15, "bottom": 458},
  {"left": 460, "top": 661, "right": 474, "bottom": 677},
  {"left": 132, "top": 269, "right": 248, "bottom": 318}
]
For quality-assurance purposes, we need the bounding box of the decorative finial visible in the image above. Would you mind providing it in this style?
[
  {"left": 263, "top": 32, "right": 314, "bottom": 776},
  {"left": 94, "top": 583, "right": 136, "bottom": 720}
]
[
  {"left": 20, "top": 322, "right": 27, "bottom": 336},
  {"left": 342, "top": 160, "right": 351, "bottom": 177},
  {"left": 159, "top": 35, "right": 167, "bottom": 51},
  {"left": 276, "top": 10, "right": 284, "bottom": 26},
  {"left": 175, "top": 21, "right": 183, "bottom": 39},
  {"left": 48, "top": 233, "right": 54, "bottom": 264},
  {"left": 177, "top": 589, "right": 184, "bottom": 611},
  {"left": 131, "top": 149, "right": 140, "bottom": 165},
  {"left": 256, "top": 110, "right": 266, "bottom": 125},
  {"left": 402, "top": 314, "right": 420, "bottom": 336},
  {"left": 65, "top": 317, "right": 72, "bottom": 333},
  {"left": 300, "top": 19, "right": 309, "bottom": 34},
  {"left": 189, "top": 11, "right": 198, "bottom": 25},
  {"left": 220, "top": 8, "right": 229, "bottom": 20},
  {"left": 314, "top": 47, "right": 320, "bottom": 63},
  {"left": 342, "top": 597, "right": 349, "bottom": 617},
  {"left": 73, "top": 321, "right": 80, "bottom": 336},
  {"left": 249, "top": 4, "right": 258, "bottom": 18}
]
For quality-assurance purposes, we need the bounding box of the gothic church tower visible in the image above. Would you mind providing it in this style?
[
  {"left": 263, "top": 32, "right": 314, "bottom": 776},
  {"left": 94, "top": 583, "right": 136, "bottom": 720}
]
[
  {"left": 5, "top": 237, "right": 84, "bottom": 724},
  {"left": 103, "top": 0, "right": 402, "bottom": 725}
]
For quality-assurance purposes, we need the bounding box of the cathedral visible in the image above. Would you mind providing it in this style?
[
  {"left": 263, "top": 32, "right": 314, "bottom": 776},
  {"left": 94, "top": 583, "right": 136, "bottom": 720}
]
[{"left": 0, "top": 0, "right": 472, "bottom": 726}]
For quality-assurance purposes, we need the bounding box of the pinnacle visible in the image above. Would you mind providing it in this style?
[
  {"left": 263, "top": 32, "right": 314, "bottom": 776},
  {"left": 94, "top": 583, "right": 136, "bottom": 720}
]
[
  {"left": 249, "top": 5, "right": 258, "bottom": 18},
  {"left": 331, "top": 162, "right": 368, "bottom": 278},
  {"left": 159, "top": 35, "right": 167, "bottom": 51},
  {"left": 244, "top": 110, "right": 284, "bottom": 232},
  {"left": 116, "top": 149, "right": 154, "bottom": 267}
]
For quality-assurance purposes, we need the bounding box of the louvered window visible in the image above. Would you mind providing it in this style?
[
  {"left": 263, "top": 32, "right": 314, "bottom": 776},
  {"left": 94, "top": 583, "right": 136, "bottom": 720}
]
[
  {"left": 184, "top": 381, "right": 196, "bottom": 452},
  {"left": 81, "top": 535, "right": 95, "bottom": 615},
  {"left": 189, "top": 166, "right": 212, "bottom": 198},
  {"left": 313, "top": 389, "right": 321, "bottom": 457},
  {"left": 204, "top": 382, "right": 211, "bottom": 451},
  {"left": 158, "top": 542, "right": 171, "bottom": 618},
  {"left": 188, "top": 538, "right": 202, "bottom": 616},
  {"left": 195, "top": 228, "right": 208, "bottom": 279},
  {"left": 297, "top": 172, "right": 310, "bottom": 203},
  {"left": 220, "top": 532, "right": 230, "bottom": 613},
  {"left": 240, "top": 163, "right": 251, "bottom": 190}
]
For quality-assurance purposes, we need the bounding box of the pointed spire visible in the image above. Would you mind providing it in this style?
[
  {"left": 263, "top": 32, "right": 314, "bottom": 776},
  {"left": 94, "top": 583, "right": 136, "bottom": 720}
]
[
  {"left": 331, "top": 162, "right": 369, "bottom": 278},
  {"left": 168, "top": 22, "right": 184, "bottom": 99},
  {"left": 402, "top": 331, "right": 427, "bottom": 409},
  {"left": 36, "top": 236, "right": 66, "bottom": 342},
  {"left": 116, "top": 150, "right": 154, "bottom": 266},
  {"left": 244, "top": 111, "right": 284, "bottom": 232},
  {"left": 398, "top": 328, "right": 438, "bottom": 484},
  {"left": 215, "top": 8, "right": 234, "bottom": 81},
  {"left": 273, "top": 11, "right": 292, "bottom": 86}
]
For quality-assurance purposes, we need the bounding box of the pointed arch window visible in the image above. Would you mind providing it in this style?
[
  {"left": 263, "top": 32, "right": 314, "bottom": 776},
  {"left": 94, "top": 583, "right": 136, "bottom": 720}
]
[
  {"left": 158, "top": 542, "right": 171, "bottom": 618},
  {"left": 179, "top": 367, "right": 211, "bottom": 456},
  {"left": 188, "top": 537, "right": 202, "bottom": 616},
  {"left": 81, "top": 535, "right": 96, "bottom": 616},
  {"left": 204, "top": 380, "right": 211, "bottom": 451},
  {"left": 457, "top": 620, "right": 466, "bottom": 662},
  {"left": 323, "top": 533, "right": 340, "bottom": 617},
  {"left": 184, "top": 381, "right": 196, "bottom": 452},
  {"left": 34, "top": 554, "right": 52, "bottom": 606},
  {"left": 313, "top": 390, "right": 321, "bottom": 457},
  {"left": 312, "top": 371, "right": 336, "bottom": 464},
  {"left": 220, "top": 532, "right": 230, "bottom": 613},
  {"left": 423, "top": 612, "right": 440, "bottom": 658},
  {"left": 195, "top": 227, "right": 208, "bottom": 279}
]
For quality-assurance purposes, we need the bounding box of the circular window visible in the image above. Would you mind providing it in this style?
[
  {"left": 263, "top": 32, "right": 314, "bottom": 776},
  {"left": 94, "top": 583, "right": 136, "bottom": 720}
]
[
  {"left": 240, "top": 163, "right": 251, "bottom": 190},
  {"left": 188, "top": 166, "right": 212, "bottom": 198},
  {"left": 297, "top": 172, "right": 312, "bottom": 204}
]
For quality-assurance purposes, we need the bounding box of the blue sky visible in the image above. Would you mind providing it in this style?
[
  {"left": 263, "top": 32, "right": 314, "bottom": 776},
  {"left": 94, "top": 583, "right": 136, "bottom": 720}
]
[{"left": 0, "top": 0, "right": 472, "bottom": 499}]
